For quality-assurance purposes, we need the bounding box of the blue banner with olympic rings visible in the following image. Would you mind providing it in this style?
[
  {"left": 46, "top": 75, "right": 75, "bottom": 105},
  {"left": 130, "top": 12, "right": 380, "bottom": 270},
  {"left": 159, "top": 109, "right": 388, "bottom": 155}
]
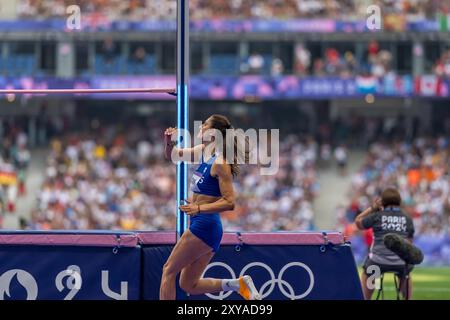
[{"left": 142, "top": 243, "right": 364, "bottom": 300}]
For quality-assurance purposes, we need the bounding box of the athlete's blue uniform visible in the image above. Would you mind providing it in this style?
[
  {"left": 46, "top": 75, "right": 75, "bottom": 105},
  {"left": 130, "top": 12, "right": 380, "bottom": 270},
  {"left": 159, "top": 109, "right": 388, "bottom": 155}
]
[{"left": 189, "top": 155, "right": 223, "bottom": 252}]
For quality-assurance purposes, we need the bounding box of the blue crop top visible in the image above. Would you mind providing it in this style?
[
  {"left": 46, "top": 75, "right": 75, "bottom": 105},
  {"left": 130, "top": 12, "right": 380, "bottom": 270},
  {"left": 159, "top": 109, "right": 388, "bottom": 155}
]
[{"left": 190, "top": 154, "right": 222, "bottom": 197}]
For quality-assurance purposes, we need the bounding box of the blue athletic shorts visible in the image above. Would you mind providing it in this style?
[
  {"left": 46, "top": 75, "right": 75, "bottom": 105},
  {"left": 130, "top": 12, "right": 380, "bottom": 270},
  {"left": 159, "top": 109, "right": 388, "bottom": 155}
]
[{"left": 189, "top": 213, "right": 223, "bottom": 252}]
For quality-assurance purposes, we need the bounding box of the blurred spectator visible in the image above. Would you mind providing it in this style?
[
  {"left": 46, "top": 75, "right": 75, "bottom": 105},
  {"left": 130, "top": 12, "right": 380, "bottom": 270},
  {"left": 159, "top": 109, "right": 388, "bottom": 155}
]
[
  {"left": 324, "top": 48, "right": 343, "bottom": 76},
  {"left": 367, "top": 40, "right": 380, "bottom": 63},
  {"left": 131, "top": 46, "right": 147, "bottom": 65},
  {"left": 15, "top": 145, "right": 30, "bottom": 195},
  {"left": 319, "top": 143, "right": 332, "bottom": 168},
  {"left": 271, "top": 58, "right": 284, "bottom": 76},
  {"left": 341, "top": 51, "right": 359, "bottom": 78},
  {"left": 294, "top": 44, "right": 311, "bottom": 75},
  {"left": 247, "top": 53, "right": 265, "bottom": 74},
  {"left": 434, "top": 49, "right": 450, "bottom": 78},
  {"left": 101, "top": 36, "right": 117, "bottom": 64},
  {"left": 313, "top": 58, "right": 325, "bottom": 76},
  {"left": 334, "top": 144, "right": 348, "bottom": 176},
  {"left": 0, "top": 160, "right": 18, "bottom": 213},
  {"left": 371, "top": 50, "right": 393, "bottom": 78}
]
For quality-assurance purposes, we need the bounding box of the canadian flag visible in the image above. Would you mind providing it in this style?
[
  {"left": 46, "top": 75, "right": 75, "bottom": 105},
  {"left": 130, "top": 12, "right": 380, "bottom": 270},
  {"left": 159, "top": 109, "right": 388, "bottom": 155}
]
[{"left": 416, "top": 75, "right": 442, "bottom": 96}]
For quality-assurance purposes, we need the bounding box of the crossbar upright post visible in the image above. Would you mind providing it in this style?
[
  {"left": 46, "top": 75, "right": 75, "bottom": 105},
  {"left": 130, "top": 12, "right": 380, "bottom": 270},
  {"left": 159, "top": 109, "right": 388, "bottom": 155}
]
[{"left": 176, "top": 0, "right": 190, "bottom": 241}]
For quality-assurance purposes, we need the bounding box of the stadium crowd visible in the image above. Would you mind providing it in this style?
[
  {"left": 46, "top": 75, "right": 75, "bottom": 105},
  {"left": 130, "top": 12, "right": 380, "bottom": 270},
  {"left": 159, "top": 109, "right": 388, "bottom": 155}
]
[
  {"left": 0, "top": 119, "right": 30, "bottom": 224},
  {"left": 29, "top": 120, "right": 175, "bottom": 230},
  {"left": 338, "top": 136, "right": 450, "bottom": 237},
  {"left": 16, "top": 0, "right": 445, "bottom": 21},
  {"left": 10, "top": 113, "right": 450, "bottom": 239},
  {"left": 293, "top": 40, "right": 394, "bottom": 78},
  {"left": 28, "top": 121, "right": 318, "bottom": 231}
]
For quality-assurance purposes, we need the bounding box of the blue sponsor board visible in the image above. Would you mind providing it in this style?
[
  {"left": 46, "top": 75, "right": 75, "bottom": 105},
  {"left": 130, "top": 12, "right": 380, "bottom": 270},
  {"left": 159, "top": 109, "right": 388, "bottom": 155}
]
[
  {"left": 2, "top": 75, "right": 444, "bottom": 100},
  {"left": 0, "top": 245, "right": 141, "bottom": 300},
  {"left": 0, "top": 19, "right": 443, "bottom": 33}
]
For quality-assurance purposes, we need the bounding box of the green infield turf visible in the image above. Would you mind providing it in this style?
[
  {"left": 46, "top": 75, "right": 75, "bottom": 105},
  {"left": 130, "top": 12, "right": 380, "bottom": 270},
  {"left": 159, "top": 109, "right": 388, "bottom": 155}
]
[{"left": 358, "top": 267, "right": 450, "bottom": 300}]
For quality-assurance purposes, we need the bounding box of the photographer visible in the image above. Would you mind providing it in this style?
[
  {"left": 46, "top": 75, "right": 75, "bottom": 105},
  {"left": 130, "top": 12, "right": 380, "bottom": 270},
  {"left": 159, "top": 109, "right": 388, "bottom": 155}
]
[{"left": 355, "top": 188, "right": 415, "bottom": 300}]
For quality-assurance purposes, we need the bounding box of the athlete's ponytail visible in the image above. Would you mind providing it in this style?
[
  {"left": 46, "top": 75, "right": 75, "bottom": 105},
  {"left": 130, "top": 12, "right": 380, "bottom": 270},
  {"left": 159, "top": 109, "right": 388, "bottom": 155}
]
[{"left": 208, "top": 114, "right": 249, "bottom": 178}]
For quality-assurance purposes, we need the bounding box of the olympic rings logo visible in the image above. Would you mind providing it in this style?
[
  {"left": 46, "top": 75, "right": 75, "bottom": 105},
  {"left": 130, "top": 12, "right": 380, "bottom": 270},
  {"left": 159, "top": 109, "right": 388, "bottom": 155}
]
[{"left": 201, "top": 261, "right": 314, "bottom": 300}]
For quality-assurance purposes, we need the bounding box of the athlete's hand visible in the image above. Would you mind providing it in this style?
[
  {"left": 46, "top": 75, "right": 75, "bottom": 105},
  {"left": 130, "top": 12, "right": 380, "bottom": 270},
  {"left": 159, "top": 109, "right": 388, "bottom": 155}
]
[
  {"left": 164, "top": 127, "right": 177, "bottom": 144},
  {"left": 179, "top": 202, "right": 200, "bottom": 216}
]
